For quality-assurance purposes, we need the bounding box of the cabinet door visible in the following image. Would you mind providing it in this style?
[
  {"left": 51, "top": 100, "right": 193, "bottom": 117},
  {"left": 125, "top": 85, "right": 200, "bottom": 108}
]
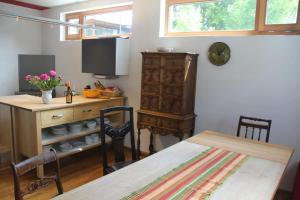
[
  {"left": 160, "top": 96, "right": 182, "bottom": 114},
  {"left": 141, "top": 54, "right": 162, "bottom": 111},
  {"left": 159, "top": 55, "right": 186, "bottom": 114}
]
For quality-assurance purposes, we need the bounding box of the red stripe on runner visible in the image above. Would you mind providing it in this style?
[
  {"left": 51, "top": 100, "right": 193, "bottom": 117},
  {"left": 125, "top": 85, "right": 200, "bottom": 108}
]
[
  {"left": 135, "top": 148, "right": 219, "bottom": 200},
  {"left": 185, "top": 153, "right": 242, "bottom": 200},
  {"left": 158, "top": 151, "right": 230, "bottom": 200}
]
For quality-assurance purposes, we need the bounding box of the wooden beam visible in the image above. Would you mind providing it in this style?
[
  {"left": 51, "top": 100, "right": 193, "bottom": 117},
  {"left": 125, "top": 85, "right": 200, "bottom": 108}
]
[{"left": 1, "top": 0, "right": 49, "bottom": 11}]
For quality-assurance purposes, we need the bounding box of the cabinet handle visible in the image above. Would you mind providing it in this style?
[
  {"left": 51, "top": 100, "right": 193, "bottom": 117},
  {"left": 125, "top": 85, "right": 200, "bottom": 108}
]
[
  {"left": 52, "top": 114, "right": 64, "bottom": 119},
  {"left": 83, "top": 109, "right": 92, "bottom": 113}
]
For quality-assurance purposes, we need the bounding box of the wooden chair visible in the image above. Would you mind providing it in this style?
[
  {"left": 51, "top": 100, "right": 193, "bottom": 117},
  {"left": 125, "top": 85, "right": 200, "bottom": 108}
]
[
  {"left": 237, "top": 116, "right": 272, "bottom": 143},
  {"left": 292, "top": 162, "right": 300, "bottom": 200},
  {"left": 100, "top": 106, "right": 137, "bottom": 175},
  {"left": 11, "top": 149, "right": 63, "bottom": 200}
]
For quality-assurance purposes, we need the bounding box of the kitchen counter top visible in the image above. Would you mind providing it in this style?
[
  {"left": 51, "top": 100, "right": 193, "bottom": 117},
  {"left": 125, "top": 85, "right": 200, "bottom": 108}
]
[{"left": 0, "top": 95, "right": 126, "bottom": 112}]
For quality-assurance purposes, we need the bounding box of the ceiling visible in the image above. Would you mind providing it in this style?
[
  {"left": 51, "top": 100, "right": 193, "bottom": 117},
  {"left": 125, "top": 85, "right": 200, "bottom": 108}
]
[{"left": 17, "top": 0, "right": 89, "bottom": 8}]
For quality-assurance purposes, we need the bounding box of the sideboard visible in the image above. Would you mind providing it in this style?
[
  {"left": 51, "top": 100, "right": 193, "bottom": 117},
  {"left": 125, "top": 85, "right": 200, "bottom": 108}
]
[
  {"left": 0, "top": 95, "right": 125, "bottom": 176},
  {"left": 137, "top": 52, "right": 198, "bottom": 157}
]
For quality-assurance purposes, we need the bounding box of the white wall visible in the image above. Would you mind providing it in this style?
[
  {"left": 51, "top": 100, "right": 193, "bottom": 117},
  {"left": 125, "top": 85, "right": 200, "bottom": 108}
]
[
  {"left": 0, "top": 3, "right": 42, "bottom": 95},
  {"left": 41, "top": 0, "right": 300, "bottom": 191},
  {"left": 129, "top": 0, "right": 300, "bottom": 191},
  {"left": 41, "top": 0, "right": 131, "bottom": 96}
]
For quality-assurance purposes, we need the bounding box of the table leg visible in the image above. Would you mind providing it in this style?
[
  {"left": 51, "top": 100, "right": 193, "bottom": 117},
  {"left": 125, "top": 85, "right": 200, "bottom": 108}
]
[
  {"left": 137, "top": 128, "right": 141, "bottom": 160},
  {"left": 149, "top": 128, "right": 155, "bottom": 155},
  {"left": 179, "top": 135, "right": 184, "bottom": 141},
  {"left": 190, "top": 129, "right": 195, "bottom": 138}
]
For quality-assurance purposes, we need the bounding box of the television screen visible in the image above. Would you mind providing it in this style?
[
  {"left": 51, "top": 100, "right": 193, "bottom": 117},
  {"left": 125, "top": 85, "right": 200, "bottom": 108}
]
[
  {"left": 82, "top": 38, "right": 116, "bottom": 75},
  {"left": 18, "top": 55, "right": 55, "bottom": 92}
]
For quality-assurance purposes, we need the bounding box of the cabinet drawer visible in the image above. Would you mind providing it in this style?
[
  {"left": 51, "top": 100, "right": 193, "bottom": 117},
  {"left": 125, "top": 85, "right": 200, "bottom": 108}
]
[
  {"left": 74, "top": 104, "right": 101, "bottom": 121},
  {"left": 138, "top": 114, "right": 158, "bottom": 127},
  {"left": 159, "top": 118, "right": 179, "bottom": 130},
  {"left": 99, "top": 99, "right": 124, "bottom": 110},
  {"left": 41, "top": 108, "right": 74, "bottom": 127},
  {"left": 74, "top": 100, "right": 124, "bottom": 121}
]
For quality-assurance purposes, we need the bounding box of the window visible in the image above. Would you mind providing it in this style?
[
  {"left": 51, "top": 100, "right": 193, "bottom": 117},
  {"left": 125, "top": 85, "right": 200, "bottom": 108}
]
[
  {"left": 65, "top": 5, "right": 132, "bottom": 40},
  {"left": 66, "top": 14, "right": 82, "bottom": 40},
  {"left": 165, "top": 0, "right": 300, "bottom": 36}
]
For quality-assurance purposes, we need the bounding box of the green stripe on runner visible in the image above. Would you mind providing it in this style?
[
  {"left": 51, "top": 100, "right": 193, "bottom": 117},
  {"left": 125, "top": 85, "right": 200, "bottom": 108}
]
[
  {"left": 167, "top": 152, "right": 236, "bottom": 200},
  {"left": 122, "top": 147, "right": 214, "bottom": 200},
  {"left": 123, "top": 148, "right": 249, "bottom": 200},
  {"left": 154, "top": 151, "right": 232, "bottom": 199},
  {"left": 202, "top": 156, "right": 249, "bottom": 200}
]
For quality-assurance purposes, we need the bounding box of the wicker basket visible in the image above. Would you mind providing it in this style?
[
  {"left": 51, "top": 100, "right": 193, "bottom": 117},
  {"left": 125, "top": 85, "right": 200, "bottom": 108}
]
[{"left": 102, "top": 90, "right": 122, "bottom": 97}]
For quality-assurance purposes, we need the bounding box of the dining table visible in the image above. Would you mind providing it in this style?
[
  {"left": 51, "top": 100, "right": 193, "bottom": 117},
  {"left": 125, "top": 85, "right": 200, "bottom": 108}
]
[{"left": 52, "top": 130, "right": 294, "bottom": 200}]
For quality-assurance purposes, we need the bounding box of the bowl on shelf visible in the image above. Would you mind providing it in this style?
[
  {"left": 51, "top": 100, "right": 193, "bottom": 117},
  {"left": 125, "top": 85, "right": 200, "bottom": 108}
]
[
  {"left": 59, "top": 142, "right": 73, "bottom": 152},
  {"left": 86, "top": 120, "right": 97, "bottom": 130},
  {"left": 85, "top": 136, "right": 94, "bottom": 145},
  {"left": 51, "top": 125, "right": 68, "bottom": 136},
  {"left": 95, "top": 117, "right": 100, "bottom": 125},
  {"left": 68, "top": 122, "right": 82, "bottom": 133},
  {"left": 91, "top": 133, "right": 100, "bottom": 143},
  {"left": 42, "top": 129, "right": 50, "bottom": 139},
  {"left": 95, "top": 117, "right": 110, "bottom": 126},
  {"left": 43, "top": 145, "right": 53, "bottom": 152},
  {"left": 83, "top": 89, "right": 101, "bottom": 98},
  {"left": 72, "top": 141, "right": 86, "bottom": 148}
]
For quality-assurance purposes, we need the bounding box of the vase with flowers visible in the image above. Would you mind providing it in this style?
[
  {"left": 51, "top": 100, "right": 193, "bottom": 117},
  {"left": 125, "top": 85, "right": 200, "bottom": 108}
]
[{"left": 25, "top": 70, "right": 62, "bottom": 104}]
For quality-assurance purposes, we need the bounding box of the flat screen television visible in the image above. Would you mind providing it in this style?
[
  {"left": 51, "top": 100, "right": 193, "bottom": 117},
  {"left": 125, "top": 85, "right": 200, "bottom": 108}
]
[
  {"left": 18, "top": 55, "right": 55, "bottom": 92},
  {"left": 82, "top": 37, "right": 129, "bottom": 76}
]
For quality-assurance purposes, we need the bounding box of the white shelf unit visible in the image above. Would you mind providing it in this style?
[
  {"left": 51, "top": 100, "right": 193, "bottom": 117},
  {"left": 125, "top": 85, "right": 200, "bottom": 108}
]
[{"left": 42, "top": 114, "right": 120, "bottom": 158}]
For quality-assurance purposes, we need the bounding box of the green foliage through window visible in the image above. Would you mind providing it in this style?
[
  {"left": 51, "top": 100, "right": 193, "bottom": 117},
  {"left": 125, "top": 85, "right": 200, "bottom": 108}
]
[
  {"left": 169, "top": 0, "right": 257, "bottom": 32},
  {"left": 266, "top": 0, "right": 299, "bottom": 24},
  {"left": 168, "top": 0, "right": 300, "bottom": 33}
]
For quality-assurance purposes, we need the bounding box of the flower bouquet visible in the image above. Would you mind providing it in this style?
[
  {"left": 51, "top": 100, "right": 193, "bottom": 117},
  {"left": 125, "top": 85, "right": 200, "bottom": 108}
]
[{"left": 25, "top": 70, "right": 62, "bottom": 104}]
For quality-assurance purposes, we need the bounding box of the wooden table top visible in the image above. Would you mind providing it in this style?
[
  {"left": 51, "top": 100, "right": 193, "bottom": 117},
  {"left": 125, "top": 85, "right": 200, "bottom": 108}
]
[
  {"left": 187, "top": 130, "right": 294, "bottom": 164},
  {"left": 52, "top": 131, "right": 294, "bottom": 200},
  {"left": 0, "top": 95, "right": 126, "bottom": 112}
]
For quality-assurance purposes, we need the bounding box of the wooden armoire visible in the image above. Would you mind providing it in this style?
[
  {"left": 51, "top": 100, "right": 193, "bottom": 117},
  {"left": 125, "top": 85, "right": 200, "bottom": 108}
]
[{"left": 137, "top": 52, "right": 198, "bottom": 157}]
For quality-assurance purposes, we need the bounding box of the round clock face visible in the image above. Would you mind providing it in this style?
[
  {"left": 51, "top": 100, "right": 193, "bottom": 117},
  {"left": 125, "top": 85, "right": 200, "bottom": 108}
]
[{"left": 208, "top": 42, "right": 231, "bottom": 66}]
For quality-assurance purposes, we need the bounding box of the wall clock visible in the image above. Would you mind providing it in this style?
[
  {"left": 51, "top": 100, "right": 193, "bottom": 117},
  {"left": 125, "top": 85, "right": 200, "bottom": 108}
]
[{"left": 208, "top": 42, "right": 231, "bottom": 66}]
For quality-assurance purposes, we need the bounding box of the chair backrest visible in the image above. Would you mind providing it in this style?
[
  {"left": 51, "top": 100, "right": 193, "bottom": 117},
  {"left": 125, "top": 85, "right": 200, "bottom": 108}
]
[
  {"left": 100, "top": 106, "right": 137, "bottom": 171},
  {"left": 237, "top": 116, "right": 272, "bottom": 143},
  {"left": 11, "top": 149, "right": 63, "bottom": 200}
]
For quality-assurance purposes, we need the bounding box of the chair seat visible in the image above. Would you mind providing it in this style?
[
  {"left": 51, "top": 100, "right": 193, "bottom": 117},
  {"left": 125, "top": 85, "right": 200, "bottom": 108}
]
[{"left": 105, "top": 160, "right": 136, "bottom": 174}]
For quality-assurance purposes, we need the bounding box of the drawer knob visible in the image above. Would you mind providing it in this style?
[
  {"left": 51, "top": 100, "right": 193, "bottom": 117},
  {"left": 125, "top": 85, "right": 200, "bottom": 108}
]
[
  {"left": 52, "top": 114, "right": 64, "bottom": 119},
  {"left": 83, "top": 109, "right": 92, "bottom": 113}
]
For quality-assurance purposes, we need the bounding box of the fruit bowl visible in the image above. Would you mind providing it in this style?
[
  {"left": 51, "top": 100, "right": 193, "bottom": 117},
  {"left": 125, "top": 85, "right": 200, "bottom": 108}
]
[{"left": 83, "top": 89, "right": 101, "bottom": 98}]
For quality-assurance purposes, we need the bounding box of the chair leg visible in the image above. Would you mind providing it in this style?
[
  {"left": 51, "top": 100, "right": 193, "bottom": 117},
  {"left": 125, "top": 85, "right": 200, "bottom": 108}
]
[
  {"left": 55, "top": 177, "right": 64, "bottom": 194},
  {"left": 137, "top": 128, "right": 141, "bottom": 160}
]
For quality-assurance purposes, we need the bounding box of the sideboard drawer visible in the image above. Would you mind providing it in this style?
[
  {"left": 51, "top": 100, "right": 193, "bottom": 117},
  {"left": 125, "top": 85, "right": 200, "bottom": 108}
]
[
  {"left": 99, "top": 99, "right": 124, "bottom": 110},
  {"left": 74, "top": 104, "right": 101, "bottom": 121},
  {"left": 41, "top": 108, "right": 74, "bottom": 127}
]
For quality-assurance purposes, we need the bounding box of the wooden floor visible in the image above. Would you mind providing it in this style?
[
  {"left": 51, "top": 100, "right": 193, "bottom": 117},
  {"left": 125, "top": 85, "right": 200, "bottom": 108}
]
[{"left": 0, "top": 148, "right": 293, "bottom": 200}]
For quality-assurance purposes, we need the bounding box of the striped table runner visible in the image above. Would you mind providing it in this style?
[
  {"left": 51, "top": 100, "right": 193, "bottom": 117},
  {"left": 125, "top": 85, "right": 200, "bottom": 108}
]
[{"left": 123, "top": 147, "right": 248, "bottom": 200}]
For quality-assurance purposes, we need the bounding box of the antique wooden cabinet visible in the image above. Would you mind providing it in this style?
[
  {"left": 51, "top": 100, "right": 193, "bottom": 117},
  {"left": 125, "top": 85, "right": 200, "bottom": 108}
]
[{"left": 137, "top": 52, "right": 198, "bottom": 156}]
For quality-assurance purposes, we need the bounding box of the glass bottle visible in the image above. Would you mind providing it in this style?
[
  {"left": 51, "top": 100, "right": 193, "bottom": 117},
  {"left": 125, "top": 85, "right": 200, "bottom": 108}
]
[{"left": 65, "top": 81, "right": 73, "bottom": 104}]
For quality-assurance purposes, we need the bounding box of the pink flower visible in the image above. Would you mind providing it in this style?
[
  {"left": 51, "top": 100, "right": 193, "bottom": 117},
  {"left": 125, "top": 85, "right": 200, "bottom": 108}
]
[
  {"left": 24, "top": 75, "right": 31, "bottom": 81},
  {"left": 33, "top": 76, "right": 40, "bottom": 80},
  {"left": 49, "top": 70, "right": 57, "bottom": 77},
  {"left": 39, "top": 73, "right": 50, "bottom": 81}
]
